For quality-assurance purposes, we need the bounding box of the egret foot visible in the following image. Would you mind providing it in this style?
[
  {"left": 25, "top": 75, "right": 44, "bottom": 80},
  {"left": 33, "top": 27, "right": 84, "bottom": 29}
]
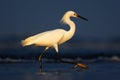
[{"left": 73, "top": 63, "right": 88, "bottom": 69}]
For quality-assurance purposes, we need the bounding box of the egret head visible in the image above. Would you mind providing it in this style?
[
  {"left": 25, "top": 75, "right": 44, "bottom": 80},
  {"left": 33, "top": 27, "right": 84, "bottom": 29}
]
[
  {"left": 61, "top": 11, "right": 88, "bottom": 24},
  {"left": 66, "top": 11, "right": 79, "bottom": 18}
]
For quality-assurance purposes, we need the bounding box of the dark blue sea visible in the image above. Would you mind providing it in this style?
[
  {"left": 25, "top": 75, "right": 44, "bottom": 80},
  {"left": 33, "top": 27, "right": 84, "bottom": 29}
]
[{"left": 0, "top": 60, "right": 120, "bottom": 80}]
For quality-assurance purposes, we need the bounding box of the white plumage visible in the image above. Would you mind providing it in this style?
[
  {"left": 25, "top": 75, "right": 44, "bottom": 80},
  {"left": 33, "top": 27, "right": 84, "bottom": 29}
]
[{"left": 22, "top": 10, "right": 88, "bottom": 54}]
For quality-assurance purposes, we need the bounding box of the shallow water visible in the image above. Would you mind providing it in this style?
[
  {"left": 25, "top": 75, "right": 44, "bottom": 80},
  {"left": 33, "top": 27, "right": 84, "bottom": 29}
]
[{"left": 0, "top": 61, "right": 120, "bottom": 80}]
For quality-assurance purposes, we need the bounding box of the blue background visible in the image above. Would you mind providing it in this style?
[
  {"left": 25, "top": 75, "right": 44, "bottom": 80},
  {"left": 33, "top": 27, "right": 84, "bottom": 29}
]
[{"left": 0, "top": 0, "right": 120, "bottom": 59}]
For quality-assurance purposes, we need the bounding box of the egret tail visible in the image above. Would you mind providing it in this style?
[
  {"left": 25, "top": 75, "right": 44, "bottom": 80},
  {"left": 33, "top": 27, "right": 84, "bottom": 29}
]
[{"left": 21, "top": 36, "right": 35, "bottom": 46}]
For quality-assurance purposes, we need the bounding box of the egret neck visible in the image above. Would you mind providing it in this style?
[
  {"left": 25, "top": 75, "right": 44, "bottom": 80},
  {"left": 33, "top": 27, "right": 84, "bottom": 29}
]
[
  {"left": 62, "top": 17, "right": 76, "bottom": 44},
  {"left": 66, "top": 20, "right": 75, "bottom": 40}
]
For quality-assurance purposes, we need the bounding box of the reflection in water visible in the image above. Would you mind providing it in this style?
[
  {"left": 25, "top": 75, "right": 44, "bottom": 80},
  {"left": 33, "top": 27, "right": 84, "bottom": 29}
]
[
  {"left": 24, "top": 71, "right": 74, "bottom": 80},
  {"left": 39, "top": 71, "right": 73, "bottom": 80}
]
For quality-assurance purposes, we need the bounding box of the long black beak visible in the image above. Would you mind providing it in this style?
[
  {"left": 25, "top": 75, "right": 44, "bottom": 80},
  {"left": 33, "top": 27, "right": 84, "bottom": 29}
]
[{"left": 77, "top": 15, "right": 88, "bottom": 21}]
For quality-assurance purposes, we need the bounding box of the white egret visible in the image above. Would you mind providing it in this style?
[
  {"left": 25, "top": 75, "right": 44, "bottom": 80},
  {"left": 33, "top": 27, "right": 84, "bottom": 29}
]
[{"left": 21, "top": 11, "right": 88, "bottom": 71}]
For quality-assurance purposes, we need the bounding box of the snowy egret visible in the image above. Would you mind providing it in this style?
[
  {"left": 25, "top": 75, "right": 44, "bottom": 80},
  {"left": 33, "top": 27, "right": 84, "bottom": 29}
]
[{"left": 21, "top": 11, "right": 88, "bottom": 71}]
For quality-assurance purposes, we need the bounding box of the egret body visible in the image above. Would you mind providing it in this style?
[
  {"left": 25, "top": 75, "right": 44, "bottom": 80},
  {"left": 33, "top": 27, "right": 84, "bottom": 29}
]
[
  {"left": 21, "top": 11, "right": 88, "bottom": 71},
  {"left": 22, "top": 11, "right": 87, "bottom": 53}
]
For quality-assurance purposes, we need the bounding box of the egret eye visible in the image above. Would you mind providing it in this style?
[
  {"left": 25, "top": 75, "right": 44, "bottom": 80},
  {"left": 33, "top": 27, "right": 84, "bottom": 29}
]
[{"left": 73, "top": 13, "right": 76, "bottom": 15}]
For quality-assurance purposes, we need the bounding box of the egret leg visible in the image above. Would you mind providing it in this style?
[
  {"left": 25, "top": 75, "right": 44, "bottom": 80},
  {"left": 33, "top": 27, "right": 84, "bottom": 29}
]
[
  {"left": 38, "top": 50, "right": 46, "bottom": 61},
  {"left": 56, "top": 53, "right": 62, "bottom": 62},
  {"left": 40, "top": 59, "right": 43, "bottom": 72},
  {"left": 39, "top": 50, "right": 46, "bottom": 72},
  {"left": 38, "top": 47, "right": 49, "bottom": 61},
  {"left": 38, "top": 47, "right": 49, "bottom": 72}
]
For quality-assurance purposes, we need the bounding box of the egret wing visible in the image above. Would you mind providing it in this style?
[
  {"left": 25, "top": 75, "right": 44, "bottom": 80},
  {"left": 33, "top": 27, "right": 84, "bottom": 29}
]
[
  {"left": 22, "top": 29, "right": 66, "bottom": 46},
  {"left": 21, "top": 31, "right": 51, "bottom": 46},
  {"left": 33, "top": 29, "right": 66, "bottom": 46}
]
